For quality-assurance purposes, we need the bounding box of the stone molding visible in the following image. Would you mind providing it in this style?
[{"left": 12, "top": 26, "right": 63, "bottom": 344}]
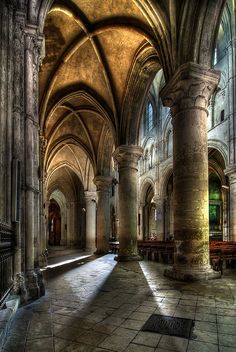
[
  {"left": 160, "top": 62, "right": 220, "bottom": 116},
  {"left": 84, "top": 191, "right": 97, "bottom": 203},
  {"left": 113, "top": 145, "right": 143, "bottom": 170},
  {"left": 93, "top": 176, "right": 113, "bottom": 192},
  {"left": 225, "top": 164, "right": 236, "bottom": 182}
]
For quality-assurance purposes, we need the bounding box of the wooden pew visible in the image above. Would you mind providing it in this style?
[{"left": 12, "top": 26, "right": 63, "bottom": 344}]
[{"left": 109, "top": 240, "right": 236, "bottom": 273}]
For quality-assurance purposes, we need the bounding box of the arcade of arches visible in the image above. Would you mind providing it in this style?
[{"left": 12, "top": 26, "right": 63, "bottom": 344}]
[{"left": 2, "top": 0, "right": 236, "bottom": 303}]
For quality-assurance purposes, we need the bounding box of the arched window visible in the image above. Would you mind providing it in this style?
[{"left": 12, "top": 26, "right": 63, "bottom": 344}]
[{"left": 145, "top": 102, "right": 154, "bottom": 134}]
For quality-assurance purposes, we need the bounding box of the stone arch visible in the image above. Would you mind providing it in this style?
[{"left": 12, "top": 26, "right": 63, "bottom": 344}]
[
  {"left": 46, "top": 164, "right": 86, "bottom": 248},
  {"left": 208, "top": 139, "right": 228, "bottom": 168},
  {"left": 208, "top": 146, "right": 229, "bottom": 240},
  {"left": 139, "top": 179, "right": 155, "bottom": 240}
]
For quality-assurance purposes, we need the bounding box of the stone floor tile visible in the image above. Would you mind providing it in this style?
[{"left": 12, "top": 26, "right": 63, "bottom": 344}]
[
  {"left": 217, "top": 324, "right": 235, "bottom": 335},
  {"left": 132, "top": 331, "right": 161, "bottom": 347},
  {"left": 54, "top": 337, "right": 72, "bottom": 352},
  {"left": 76, "top": 331, "right": 107, "bottom": 346},
  {"left": 162, "top": 298, "right": 180, "bottom": 305},
  {"left": 158, "top": 335, "right": 188, "bottom": 352},
  {"left": 93, "top": 322, "right": 117, "bottom": 334},
  {"left": 191, "top": 329, "right": 218, "bottom": 344},
  {"left": 101, "top": 316, "right": 125, "bottom": 326},
  {"left": 194, "top": 321, "right": 217, "bottom": 333},
  {"left": 197, "top": 301, "right": 216, "bottom": 308},
  {"left": 98, "top": 335, "right": 133, "bottom": 352},
  {"left": 119, "top": 304, "right": 139, "bottom": 312},
  {"left": 136, "top": 305, "right": 156, "bottom": 313},
  {"left": 219, "top": 333, "right": 236, "bottom": 348},
  {"left": 120, "top": 319, "right": 144, "bottom": 330},
  {"left": 125, "top": 343, "right": 155, "bottom": 352},
  {"left": 195, "top": 313, "right": 217, "bottom": 323},
  {"left": 62, "top": 342, "right": 94, "bottom": 351},
  {"left": 25, "top": 337, "right": 54, "bottom": 352},
  {"left": 142, "top": 300, "right": 160, "bottom": 307},
  {"left": 173, "top": 310, "right": 195, "bottom": 320},
  {"left": 179, "top": 299, "right": 197, "bottom": 307},
  {"left": 196, "top": 306, "right": 217, "bottom": 315},
  {"left": 92, "top": 348, "right": 114, "bottom": 352},
  {"left": 181, "top": 293, "right": 198, "bottom": 300},
  {"left": 54, "top": 326, "right": 87, "bottom": 342},
  {"left": 113, "top": 327, "right": 138, "bottom": 339},
  {"left": 110, "top": 310, "right": 133, "bottom": 319},
  {"left": 128, "top": 311, "right": 152, "bottom": 321},
  {"left": 217, "top": 316, "right": 236, "bottom": 326},
  {"left": 219, "top": 346, "right": 236, "bottom": 352},
  {"left": 147, "top": 296, "right": 164, "bottom": 302},
  {"left": 177, "top": 305, "right": 196, "bottom": 313},
  {"left": 155, "top": 308, "right": 175, "bottom": 316},
  {"left": 217, "top": 308, "right": 236, "bottom": 317},
  {"left": 187, "top": 340, "right": 218, "bottom": 352}
]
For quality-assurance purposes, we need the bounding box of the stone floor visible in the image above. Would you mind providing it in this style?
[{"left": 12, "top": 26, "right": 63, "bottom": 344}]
[{"left": 2, "top": 253, "right": 236, "bottom": 352}]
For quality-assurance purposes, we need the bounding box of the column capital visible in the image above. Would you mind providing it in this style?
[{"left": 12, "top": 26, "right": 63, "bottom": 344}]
[
  {"left": 113, "top": 145, "right": 143, "bottom": 170},
  {"left": 94, "top": 176, "right": 113, "bottom": 191},
  {"left": 225, "top": 165, "right": 236, "bottom": 181},
  {"left": 160, "top": 62, "right": 220, "bottom": 116},
  {"left": 84, "top": 191, "right": 97, "bottom": 203}
]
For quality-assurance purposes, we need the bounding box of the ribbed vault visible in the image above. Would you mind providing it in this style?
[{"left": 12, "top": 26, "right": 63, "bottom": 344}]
[{"left": 38, "top": 0, "right": 225, "bottom": 186}]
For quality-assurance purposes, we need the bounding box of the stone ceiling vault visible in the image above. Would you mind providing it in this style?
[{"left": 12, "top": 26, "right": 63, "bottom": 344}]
[{"left": 39, "top": 0, "right": 225, "bottom": 184}]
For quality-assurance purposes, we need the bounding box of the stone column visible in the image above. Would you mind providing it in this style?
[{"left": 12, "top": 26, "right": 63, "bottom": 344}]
[
  {"left": 84, "top": 191, "right": 97, "bottom": 252},
  {"left": 11, "top": 7, "right": 26, "bottom": 297},
  {"left": 225, "top": 167, "right": 236, "bottom": 241},
  {"left": 24, "top": 31, "right": 42, "bottom": 298},
  {"left": 113, "top": 145, "right": 143, "bottom": 261},
  {"left": 160, "top": 62, "right": 221, "bottom": 280},
  {"left": 94, "top": 176, "right": 113, "bottom": 254}
]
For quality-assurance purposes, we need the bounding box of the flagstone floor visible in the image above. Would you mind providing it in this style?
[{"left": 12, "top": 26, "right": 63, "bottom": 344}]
[{"left": 2, "top": 253, "right": 236, "bottom": 352}]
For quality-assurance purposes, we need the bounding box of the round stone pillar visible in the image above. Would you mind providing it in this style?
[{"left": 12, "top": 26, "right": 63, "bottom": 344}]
[
  {"left": 94, "top": 176, "right": 113, "bottom": 254},
  {"left": 225, "top": 167, "right": 236, "bottom": 241},
  {"left": 113, "top": 145, "right": 143, "bottom": 261},
  {"left": 84, "top": 191, "right": 97, "bottom": 252},
  {"left": 160, "top": 62, "right": 221, "bottom": 280}
]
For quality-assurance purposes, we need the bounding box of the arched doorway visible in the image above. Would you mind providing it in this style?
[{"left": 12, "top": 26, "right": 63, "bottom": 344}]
[
  {"left": 208, "top": 147, "right": 229, "bottom": 241},
  {"left": 143, "top": 184, "right": 156, "bottom": 240},
  {"left": 209, "top": 172, "right": 223, "bottom": 240},
  {"left": 48, "top": 199, "right": 61, "bottom": 246}
]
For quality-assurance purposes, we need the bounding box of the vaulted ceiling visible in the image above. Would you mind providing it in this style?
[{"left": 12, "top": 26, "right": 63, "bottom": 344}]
[{"left": 39, "top": 0, "right": 225, "bottom": 194}]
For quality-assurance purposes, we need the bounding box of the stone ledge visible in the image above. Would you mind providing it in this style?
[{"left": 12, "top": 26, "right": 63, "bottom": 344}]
[{"left": 0, "top": 295, "right": 20, "bottom": 349}]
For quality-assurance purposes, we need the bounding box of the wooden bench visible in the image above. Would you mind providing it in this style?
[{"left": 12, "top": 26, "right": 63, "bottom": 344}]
[{"left": 109, "top": 240, "right": 236, "bottom": 273}]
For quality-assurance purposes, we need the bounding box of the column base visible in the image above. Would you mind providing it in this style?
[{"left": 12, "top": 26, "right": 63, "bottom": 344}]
[
  {"left": 86, "top": 246, "right": 96, "bottom": 253},
  {"left": 114, "top": 254, "right": 143, "bottom": 262},
  {"left": 24, "top": 270, "right": 41, "bottom": 301},
  {"left": 35, "top": 268, "right": 46, "bottom": 296},
  {"left": 164, "top": 265, "right": 221, "bottom": 282},
  {"left": 13, "top": 273, "right": 28, "bottom": 303}
]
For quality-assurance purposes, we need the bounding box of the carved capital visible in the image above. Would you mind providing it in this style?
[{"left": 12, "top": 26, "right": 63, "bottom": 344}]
[
  {"left": 84, "top": 191, "right": 97, "bottom": 203},
  {"left": 94, "top": 176, "right": 113, "bottom": 192},
  {"left": 225, "top": 164, "right": 236, "bottom": 182},
  {"left": 113, "top": 145, "right": 143, "bottom": 170},
  {"left": 160, "top": 62, "right": 220, "bottom": 116}
]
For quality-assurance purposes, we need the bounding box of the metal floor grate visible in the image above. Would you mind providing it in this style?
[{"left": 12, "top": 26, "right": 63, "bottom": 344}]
[{"left": 142, "top": 314, "right": 194, "bottom": 339}]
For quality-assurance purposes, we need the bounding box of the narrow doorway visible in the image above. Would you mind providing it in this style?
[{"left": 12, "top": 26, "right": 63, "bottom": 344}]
[{"left": 48, "top": 200, "right": 61, "bottom": 246}]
